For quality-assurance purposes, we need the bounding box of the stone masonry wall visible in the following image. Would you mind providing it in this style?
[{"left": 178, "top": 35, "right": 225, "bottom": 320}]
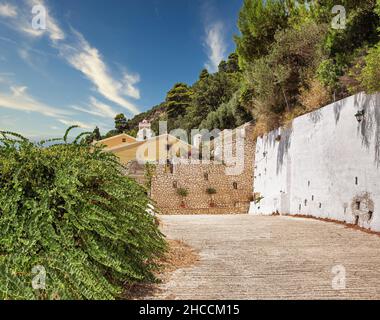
[{"left": 151, "top": 123, "right": 255, "bottom": 214}]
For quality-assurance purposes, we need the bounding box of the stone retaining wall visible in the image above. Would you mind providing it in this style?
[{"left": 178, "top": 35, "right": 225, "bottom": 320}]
[{"left": 151, "top": 123, "right": 255, "bottom": 214}]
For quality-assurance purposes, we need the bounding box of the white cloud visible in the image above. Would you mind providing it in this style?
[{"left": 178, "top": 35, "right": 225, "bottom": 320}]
[
  {"left": 58, "top": 118, "right": 93, "bottom": 130},
  {"left": 25, "top": 0, "right": 65, "bottom": 41},
  {"left": 0, "top": 85, "right": 71, "bottom": 117},
  {"left": 204, "top": 22, "right": 226, "bottom": 73},
  {"left": 2, "top": 0, "right": 140, "bottom": 116},
  {"left": 58, "top": 30, "right": 140, "bottom": 115},
  {"left": 18, "top": 48, "right": 32, "bottom": 65},
  {"left": 122, "top": 73, "right": 140, "bottom": 100},
  {"left": 72, "top": 97, "right": 117, "bottom": 119},
  {"left": 0, "top": 3, "right": 17, "bottom": 17},
  {"left": 0, "top": 0, "right": 65, "bottom": 42}
]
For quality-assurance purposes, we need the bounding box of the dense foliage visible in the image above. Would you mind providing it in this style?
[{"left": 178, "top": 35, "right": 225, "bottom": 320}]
[
  {"left": 102, "top": 0, "right": 380, "bottom": 139},
  {"left": 0, "top": 128, "right": 166, "bottom": 300},
  {"left": 104, "top": 53, "right": 253, "bottom": 138}
]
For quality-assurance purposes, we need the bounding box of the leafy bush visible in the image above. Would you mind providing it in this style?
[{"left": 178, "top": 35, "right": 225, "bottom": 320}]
[
  {"left": 176, "top": 188, "right": 189, "bottom": 198},
  {"left": 206, "top": 188, "right": 217, "bottom": 195},
  {"left": 144, "top": 162, "right": 156, "bottom": 190},
  {"left": 360, "top": 43, "right": 380, "bottom": 93},
  {"left": 317, "top": 58, "right": 344, "bottom": 88},
  {"left": 0, "top": 128, "right": 166, "bottom": 300}
]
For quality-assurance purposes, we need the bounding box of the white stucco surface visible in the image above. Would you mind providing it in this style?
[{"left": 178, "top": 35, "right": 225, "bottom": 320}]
[{"left": 249, "top": 93, "right": 380, "bottom": 231}]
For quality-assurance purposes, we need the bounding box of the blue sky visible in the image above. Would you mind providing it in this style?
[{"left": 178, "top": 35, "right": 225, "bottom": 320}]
[{"left": 0, "top": 0, "right": 242, "bottom": 137}]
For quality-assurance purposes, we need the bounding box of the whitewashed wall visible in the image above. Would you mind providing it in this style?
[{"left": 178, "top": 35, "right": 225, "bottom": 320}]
[{"left": 249, "top": 92, "right": 380, "bottom": 231}]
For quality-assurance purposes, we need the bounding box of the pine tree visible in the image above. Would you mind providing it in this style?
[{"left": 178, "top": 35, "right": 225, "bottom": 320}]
[{"left": 115, "top": 114, "right": 128, "bottom": 133}]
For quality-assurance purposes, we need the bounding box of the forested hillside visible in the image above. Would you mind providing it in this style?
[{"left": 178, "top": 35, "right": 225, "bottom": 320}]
[{"left": 103, "top": 0, "right": 380, "bottom": 140}]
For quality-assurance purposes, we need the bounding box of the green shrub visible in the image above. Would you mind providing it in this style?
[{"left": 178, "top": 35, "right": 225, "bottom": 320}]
[
  {"left": 206, "top": 188, "right": 217, "bottom": 195},
  {"left": 176, "top": 188, "right": 189, "bottom": 197},
  {"left": 360, "top": 43, "right": 380, "bottom": 93},
  {"left": 317, "top": 58, "right": 344, "bottom": 88},
  {"left": 0, "top": 128, "right": 166, "bottom": 300}
]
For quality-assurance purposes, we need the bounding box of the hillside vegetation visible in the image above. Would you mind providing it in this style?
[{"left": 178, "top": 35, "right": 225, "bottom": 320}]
[{"left": 102, "top": 0, "right": 380, "bottom": 141}]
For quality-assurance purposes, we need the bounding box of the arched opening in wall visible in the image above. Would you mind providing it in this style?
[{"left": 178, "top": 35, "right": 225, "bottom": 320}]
[
  {"left": 356, "top": 201, "right": 361, "bottom": 210},
  {"left": 204, "top": 173, "right": 209, "bottom": 181},
  {"left": 233, "top": 182, "right": 238, "bottom": 190},
  {"left": 304, "top": 199, "right": 307, "bottom": 206},
  {"left": 319, "top": 203, "right": 322, "bottom": 209},
  {"left": 355, "top": 177, "right": 358, "bottom": 185}
]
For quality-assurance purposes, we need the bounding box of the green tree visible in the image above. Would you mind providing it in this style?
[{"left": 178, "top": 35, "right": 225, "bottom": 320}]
[
  {"left": 184, "top": 71, "right": 241, "bottom": 131},
  {"left": 360, "top": 43, "right": 380, "bottom": 93},
  {"left": 165, "top": 83, "right": 193, "bottom": 129},
  {"left": 235, "top": 0, "right": 289, "bottom": 68},
  {"left": 199, "top": 69, "right": 210, "bottom": 80},
  {"left": 115, "top": 113, "right": 128, "bottom": 133},
  {"left": 245, "top": 21, "right": 327, "bottom": 121},
  {"left": 226, "top": 53, "right": 240, "bottom": 73},
  {"left": 92, "top": 126, "right": 101, "bottom": 141},
  {"left": 201, "top": 92, "right": 253, "bottom": 130}
]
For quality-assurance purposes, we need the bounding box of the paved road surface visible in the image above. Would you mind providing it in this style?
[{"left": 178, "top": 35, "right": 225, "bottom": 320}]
[{"left": 150, "top": 215, "right": 380, "bottom": 300}]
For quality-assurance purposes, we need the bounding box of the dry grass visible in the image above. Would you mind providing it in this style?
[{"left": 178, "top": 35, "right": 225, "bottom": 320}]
[{"left": 123, "top": 239, "right": 199, "bottom": 299}]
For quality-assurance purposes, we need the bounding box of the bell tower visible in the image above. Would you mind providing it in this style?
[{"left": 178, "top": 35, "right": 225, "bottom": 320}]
[{"left": 137, "top": 119, "right": 153, "bottom": 141}]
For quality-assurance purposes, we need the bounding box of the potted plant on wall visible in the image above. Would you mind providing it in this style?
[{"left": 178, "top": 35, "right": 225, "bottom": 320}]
[
  {"left": 206, "top": 187, "right": 217, "bottom": 207},
  {"left": 177, "top": 188, "right": 189, "bottom": 208}
]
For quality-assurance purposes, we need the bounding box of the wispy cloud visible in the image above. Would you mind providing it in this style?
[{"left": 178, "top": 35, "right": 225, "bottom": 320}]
[
  {"left": 0, "top": 85, "right": 71, "bottom": 117},
  {"left": 0, "top": 3, "right": 17, "bottom": 17},
  {"left": 24, "top": 0, "right": 65, "bottom": 41},
  {"left": 204, "top": 21, "right": 226, "bottom": 73},
  {"left": 122, "top": 73, "right": 141, "bottom": 100},
  {"left": 58, "top": 30, "right": 140, "bottom": 115},
  {"left": 0, "top": 0, "right": 64, "bottom": 42},
  {"left": 58, "top": 118, "right": 93, "bottom": 130},
  {"left": 72, "top": 96, "right": 117, "bottom": 119},
  {"left": 2, "top": 0, "right": 140, "bottom": 117},
  {"left": 18, "top": 48, "right": 33, "bottom": 66}
]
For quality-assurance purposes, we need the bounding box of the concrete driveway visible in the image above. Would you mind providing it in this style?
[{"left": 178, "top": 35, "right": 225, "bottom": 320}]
[{"left": 150, "top": 214, "right": 380, "bottom": 300}]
